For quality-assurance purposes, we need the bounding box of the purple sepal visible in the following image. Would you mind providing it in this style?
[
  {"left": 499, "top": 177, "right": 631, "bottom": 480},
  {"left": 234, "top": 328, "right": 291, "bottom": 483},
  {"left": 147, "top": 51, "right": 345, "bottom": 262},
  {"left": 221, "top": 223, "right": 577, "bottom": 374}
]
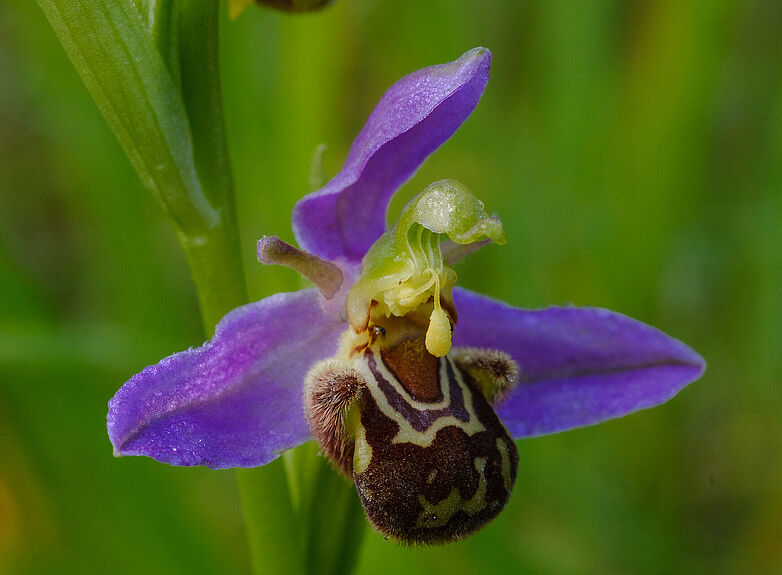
[
  {"left": 107, "top": 289, "right": 346, "bottom": 469},
  {"left": 292, "top": 48, "right": 491, "bottom": 264},
  {"left": 452, "top": 288, "right": 705, "bottom": 439}
]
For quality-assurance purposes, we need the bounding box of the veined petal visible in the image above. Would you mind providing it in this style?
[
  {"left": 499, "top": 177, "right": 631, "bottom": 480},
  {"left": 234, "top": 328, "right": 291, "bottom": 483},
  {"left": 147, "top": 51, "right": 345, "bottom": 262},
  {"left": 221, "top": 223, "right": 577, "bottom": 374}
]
[
  {"left": 452, "top": 288, "right": 705, "bottom": 439},
  {"left": 107, "top": 289, "right": 346, "bottom": 469},
  {"left": 292, "top": 47, "right": 491, "bottom": 264}
]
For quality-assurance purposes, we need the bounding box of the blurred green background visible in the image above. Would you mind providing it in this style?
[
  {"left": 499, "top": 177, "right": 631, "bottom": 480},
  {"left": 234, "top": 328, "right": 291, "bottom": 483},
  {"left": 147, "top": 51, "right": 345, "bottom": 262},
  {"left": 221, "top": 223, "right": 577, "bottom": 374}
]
[{"left": 1, "top": 1, "right": 781, "bottom": 573}]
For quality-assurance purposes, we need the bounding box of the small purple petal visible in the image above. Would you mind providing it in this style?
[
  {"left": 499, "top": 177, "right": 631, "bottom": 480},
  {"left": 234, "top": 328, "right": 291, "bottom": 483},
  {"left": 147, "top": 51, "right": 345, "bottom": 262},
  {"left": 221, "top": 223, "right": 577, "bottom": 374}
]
[
  {"left": 257, "top": 236, "right": 343, "bottom": 298},
  {"left": 292, "top": 47, "right": 491, "bottom": 264},
  {"left": 107, "top": 289, "right": 346, "bottom": 469},
  {"left": 452, "top": 288, "right": 705, "bottom": 439}
]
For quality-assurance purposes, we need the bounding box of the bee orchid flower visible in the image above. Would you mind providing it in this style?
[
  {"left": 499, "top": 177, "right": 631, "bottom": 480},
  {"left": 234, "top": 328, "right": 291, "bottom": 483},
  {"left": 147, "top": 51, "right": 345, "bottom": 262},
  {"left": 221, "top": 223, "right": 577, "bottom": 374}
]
[{"left": 107, "top": 48, "right": 704, "bottom": 544}]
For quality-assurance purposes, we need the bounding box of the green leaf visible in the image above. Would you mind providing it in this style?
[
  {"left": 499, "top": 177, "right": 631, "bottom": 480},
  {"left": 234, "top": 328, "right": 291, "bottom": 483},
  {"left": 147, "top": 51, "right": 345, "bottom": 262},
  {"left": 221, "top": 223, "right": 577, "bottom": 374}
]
[
  {"left": 177, "top": 0, "right": 236, "bottom": 213},
  {"left": 132, "top": 0, "right": 182, "bottom": 89},
  {"left": 35, "top": 0, "right": 216, "bottom": 234},
  {"left": 37, "top": 0, "right": 247, "bottom": 330}
]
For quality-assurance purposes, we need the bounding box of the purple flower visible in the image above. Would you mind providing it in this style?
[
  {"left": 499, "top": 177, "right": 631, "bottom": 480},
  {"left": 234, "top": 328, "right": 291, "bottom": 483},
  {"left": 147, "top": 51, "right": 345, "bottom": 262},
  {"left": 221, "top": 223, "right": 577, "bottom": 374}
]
[{"left": 107, "top": 48, "right": 704, "bottom": 544}]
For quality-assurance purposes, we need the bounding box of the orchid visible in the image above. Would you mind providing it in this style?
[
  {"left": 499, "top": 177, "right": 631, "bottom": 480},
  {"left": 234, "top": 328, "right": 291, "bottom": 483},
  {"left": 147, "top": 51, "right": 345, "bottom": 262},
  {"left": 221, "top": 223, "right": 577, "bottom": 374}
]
[{"left": 107, "top": 48, "right": 704, "bottom": 544}]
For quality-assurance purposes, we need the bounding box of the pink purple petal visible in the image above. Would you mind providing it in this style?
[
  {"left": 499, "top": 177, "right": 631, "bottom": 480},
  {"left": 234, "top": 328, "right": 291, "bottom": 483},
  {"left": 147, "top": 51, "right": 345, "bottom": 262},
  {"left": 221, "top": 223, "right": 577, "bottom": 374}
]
[
  {"left": 107, "top": 289, "right": 347, "bottom": 469},
  {"left": 452, "top": 288, "right": 705, "bottom": 439},
  {"left": 292, "top": 47, "right": 491, "bottom": 263}
]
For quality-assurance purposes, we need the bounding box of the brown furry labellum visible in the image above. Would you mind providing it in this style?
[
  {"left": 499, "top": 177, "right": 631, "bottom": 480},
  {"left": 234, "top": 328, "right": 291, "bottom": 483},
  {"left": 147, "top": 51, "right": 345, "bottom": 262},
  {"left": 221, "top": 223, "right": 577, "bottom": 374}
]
[{"left": 304, "top": 317, "right": 520, "bottom": 545}]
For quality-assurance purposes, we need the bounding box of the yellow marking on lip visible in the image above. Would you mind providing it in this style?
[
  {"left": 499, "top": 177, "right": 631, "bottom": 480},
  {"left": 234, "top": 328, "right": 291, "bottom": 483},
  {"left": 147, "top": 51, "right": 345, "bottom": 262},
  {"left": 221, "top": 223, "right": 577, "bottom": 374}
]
[
  {"left": 353, "top": 424, "right": 372, "bottom": 475},
  {"left": 415, "top": 457, "right": 488, "bottom": 529},
  {"left": 496, "top": 438, "right": 512, "bottom": 492},
  {"left": 356, "top": 356, "right": 485, "bottom": 447}
]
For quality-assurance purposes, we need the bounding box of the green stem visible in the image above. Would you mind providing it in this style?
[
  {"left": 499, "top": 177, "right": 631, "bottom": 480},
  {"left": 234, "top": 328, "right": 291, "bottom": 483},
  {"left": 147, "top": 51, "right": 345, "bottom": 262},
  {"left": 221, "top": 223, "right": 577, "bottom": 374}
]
[
  {"left": 284, "top": 444, "right": 366, "bottom": 575},
  {"left": 171, "top": 6, "right": 304, "bottom": 575},
  {"left": 237, "top": 462, "right": 305, "bottom": 575},
  {"left": 38, "top": 1, "right": 365, "bottom": 573},
  {"left": 178, "top": 221, "right": 247, "bottom": 334},
  {"left": 173, "top": 0, "right": 246, "bottom": 332}
]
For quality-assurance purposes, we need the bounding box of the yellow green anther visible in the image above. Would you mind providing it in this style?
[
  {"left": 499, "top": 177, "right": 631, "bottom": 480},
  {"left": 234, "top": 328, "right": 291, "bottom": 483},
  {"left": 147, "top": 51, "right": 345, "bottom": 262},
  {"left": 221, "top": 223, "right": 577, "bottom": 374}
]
[
  {"left": 425, "top": 306, "right": 452, "bottom": 358},
  {"left": 345, "top": 179, "right": 505, "bottom": 357}
]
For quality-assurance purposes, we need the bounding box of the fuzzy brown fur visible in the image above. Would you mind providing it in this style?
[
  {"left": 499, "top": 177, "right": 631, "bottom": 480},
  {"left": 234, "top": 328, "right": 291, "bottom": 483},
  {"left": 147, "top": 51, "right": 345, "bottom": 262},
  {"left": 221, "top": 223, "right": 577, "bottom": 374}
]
[{"left": 303, "top": 360, "right": 364, "bottom": 475}]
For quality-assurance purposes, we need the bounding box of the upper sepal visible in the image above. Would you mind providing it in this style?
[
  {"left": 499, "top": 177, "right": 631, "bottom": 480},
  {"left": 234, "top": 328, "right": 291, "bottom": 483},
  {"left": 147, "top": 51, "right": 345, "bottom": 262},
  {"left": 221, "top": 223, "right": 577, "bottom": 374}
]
[
  {"left": 107, "top": 289, "right": 346, "bottom": 469},
  {"left": 452, "top": 288, "right": 705, "bottom": 439},
  {"left": 292, "top": 48, "right": 492, "bottom": 264}
]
